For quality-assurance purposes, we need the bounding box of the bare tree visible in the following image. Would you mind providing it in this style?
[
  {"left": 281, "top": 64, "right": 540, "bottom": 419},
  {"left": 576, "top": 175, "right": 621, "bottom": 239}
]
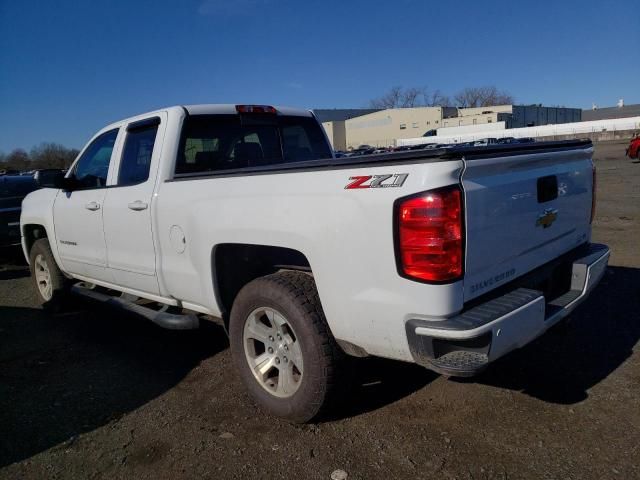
[
  {"left": 0, "top": 144, "right": 79, "bottom": 172},
  {"left": 453, "top": 86, "right": 514, "bottom": 108},
  {"left": 370, "top": 85, "right": 512, "bottom": 109},
  {"left": 5, "top": 149, "right": 30, "bottom": 171},
  {"left": 425, "top": 89, "right": 451, "bottom": 107},
  {"left": 30, "top": 142, "right": 79, "bottom": 169},
  {"left": 370, "top": 86, "right": 451, "bottom": 108},
  {"left": 370, "top": 86, "right": 409, "bottom": 108},
  {"left": 400, "top": 87, "right": 423, "bottom": 107}
]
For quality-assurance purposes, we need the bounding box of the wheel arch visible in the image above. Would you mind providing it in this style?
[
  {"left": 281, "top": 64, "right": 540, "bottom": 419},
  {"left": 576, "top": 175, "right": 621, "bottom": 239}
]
[
  {"left": 211, "top": 243, "right": 312, "bottom": 329},
  {"left": 22, "top": 223, "right": 49, "bottom": 259}
]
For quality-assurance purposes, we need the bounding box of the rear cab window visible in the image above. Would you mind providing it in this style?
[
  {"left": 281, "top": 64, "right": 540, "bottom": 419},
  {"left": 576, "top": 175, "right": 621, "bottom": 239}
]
[{"left": 175, "top": 113, "right": 331, "bottom": 175}]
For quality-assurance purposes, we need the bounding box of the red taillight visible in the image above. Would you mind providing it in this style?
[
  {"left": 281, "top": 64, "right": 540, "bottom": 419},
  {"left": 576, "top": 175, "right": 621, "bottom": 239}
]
[
  {"left": 590, "top": 163, "right": 597, "bottom": 224},
  {"left": 235, "top": 105, "right": 277, "bottom": 114},
  {"left": 396, "top": 186, "right": 464, "bottom": 282}
]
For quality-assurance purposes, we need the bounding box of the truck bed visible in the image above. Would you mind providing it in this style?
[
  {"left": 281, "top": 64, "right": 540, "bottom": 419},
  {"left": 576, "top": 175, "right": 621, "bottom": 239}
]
[{"left": 168, "top": 139, "right": 593, "bottom": 180}]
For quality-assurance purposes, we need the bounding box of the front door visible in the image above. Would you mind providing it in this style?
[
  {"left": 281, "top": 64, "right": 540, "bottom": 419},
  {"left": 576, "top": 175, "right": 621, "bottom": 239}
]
[{"left": 53, "top": 129, "right": 119, "bottom": 280}]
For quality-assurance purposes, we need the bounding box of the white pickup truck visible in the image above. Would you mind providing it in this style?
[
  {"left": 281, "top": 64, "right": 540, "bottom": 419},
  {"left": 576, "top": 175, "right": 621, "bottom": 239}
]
[{"left": 21, "top": 104, "right": 609, "bottom": 422}]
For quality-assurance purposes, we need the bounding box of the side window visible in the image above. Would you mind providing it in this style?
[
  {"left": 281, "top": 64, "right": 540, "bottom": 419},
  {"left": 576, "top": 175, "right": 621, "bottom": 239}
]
[
  {"left": 73, "top": 129, "right": 118, "bottom": 189},
  {"left": 118, "top": 119, "right": 159, "bottom": 186}
]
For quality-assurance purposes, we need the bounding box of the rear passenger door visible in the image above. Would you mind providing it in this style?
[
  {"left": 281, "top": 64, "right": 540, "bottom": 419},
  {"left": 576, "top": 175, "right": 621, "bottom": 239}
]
[{"left": 102, "top": 114, "right": 166, "bottom": 295}]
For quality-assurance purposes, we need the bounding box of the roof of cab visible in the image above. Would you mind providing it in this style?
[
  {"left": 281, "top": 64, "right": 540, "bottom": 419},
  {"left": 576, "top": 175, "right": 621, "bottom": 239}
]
[
  {"left": 98, "top": 104, "right": 315, "bottom": 137},
  {"left": 183, "top": 104, "right": 313, "bottom": 117}
]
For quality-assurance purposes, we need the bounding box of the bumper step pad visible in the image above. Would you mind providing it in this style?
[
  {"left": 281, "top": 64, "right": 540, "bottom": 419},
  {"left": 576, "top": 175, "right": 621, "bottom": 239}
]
[{"left": 429, "top": 351, "right": 489, "bottom": 377}]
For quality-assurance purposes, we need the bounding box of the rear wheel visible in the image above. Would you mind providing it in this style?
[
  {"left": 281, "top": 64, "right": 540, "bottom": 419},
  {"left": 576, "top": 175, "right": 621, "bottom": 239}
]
[
  {"left": 242, "top": 305, "right": 305, "bottom": 398},
  {"left": 229, "top": 271, "right": 345, "bottom": 423},
  {"left": 29, "top": 238, "right": 69, "bottom": 312}
]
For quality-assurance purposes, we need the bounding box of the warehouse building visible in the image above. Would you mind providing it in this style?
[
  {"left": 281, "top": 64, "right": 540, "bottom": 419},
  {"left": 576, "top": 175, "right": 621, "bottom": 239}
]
[
  {"left": 503, "top": 105, "right": 582, "bottom": 128},
  {"left": 316, "top": 105, "right": 581, "bottom": 151},
  {"left": 313, "top": 108, "right": 381, "bottom": 123},
  {"left": 343, "top": 107, "right": 457, "bottom": 150},
  {"left": 441, "top": 105, "right": 512, "bottom": 128},
  {"left": 443, "top": 105, "right": 581, "bottom": 129},
  {"left": 582, "top": 103, "right": 640, "bottom": 121},
  {"left": 314, "top": 109, "right": 381, "bottom": 152},
  {"left": 320, "top": 107, "right": 456, "bottom": 150}
]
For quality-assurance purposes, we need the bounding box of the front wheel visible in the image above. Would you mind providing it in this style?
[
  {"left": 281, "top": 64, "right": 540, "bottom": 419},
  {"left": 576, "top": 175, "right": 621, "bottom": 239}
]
[
  {"left": 29, "top": 238, "right": 69, "bottom": 312},
  {"left": 229, "top": 271, "right": 345, "bottom": 423}
]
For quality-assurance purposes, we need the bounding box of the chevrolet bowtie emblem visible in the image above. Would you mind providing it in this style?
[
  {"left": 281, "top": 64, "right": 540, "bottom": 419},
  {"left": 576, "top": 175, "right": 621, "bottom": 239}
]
[{"left": 536, "top": 208, "right": 558, "bottom": 228}]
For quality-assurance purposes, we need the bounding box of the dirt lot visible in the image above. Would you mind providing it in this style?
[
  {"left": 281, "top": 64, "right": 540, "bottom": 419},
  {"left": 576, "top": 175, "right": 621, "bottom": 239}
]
[{"left": 1, "top": 140, "right": 639, "bottom": 480}]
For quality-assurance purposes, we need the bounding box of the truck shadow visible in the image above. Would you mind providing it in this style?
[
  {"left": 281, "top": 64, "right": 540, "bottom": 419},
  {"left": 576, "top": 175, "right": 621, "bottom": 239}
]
[
  {"left": 327, "top": 265, "right": 640, "bottom": 420},
  {"left": 0, "top": 304, "right": 228, "bottom": 467},
  {"left": 1, "top": 266, "right": 636, "bottom": 463},
  {"left": 324, "top": 357, "right": 438, "bottom": 421},
  {"left": 467, "top": 265, "right": 640, "bottom": 404}
]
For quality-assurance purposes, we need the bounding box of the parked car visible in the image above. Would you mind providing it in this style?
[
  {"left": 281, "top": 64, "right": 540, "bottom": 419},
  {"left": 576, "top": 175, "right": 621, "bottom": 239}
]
[
  {"left": 350, "top": 145, "right": 376, "bottom": 156},
  {"left": 626, "top": 135, "right": 640, "bottom": 159},
  {"left": 495, "top": 137, "right": 536, "bottom": 145},
  {"left": 495, "top": 137, "right": 518, "bottom": 144},
  {"left": 1, "top": 174, "right": 38, "bottom": 246},
  {"left": 471, "top": 138, "right": 499, "bottom": 147},
  {"left": 22, "top": 104, "right": 608, "bottom": 422}
]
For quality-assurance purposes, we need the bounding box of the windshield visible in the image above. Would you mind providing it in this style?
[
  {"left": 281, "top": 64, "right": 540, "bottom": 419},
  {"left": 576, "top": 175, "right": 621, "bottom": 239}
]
[{"left": 175, "top": 114, "right": 332, "bottom": 175}]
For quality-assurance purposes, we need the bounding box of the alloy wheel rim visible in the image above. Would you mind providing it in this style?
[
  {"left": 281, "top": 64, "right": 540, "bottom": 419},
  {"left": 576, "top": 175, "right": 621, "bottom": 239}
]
[
  {"left": 242, "top": 307, "right": 303, "bottom": 398},
  {"left": 34, "top": 254, "right": 53, "bottom": 301}
]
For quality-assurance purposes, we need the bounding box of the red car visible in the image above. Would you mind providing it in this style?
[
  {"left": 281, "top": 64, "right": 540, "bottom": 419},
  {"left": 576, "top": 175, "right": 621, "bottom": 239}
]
[{"left": 627, "top": 136, "right": 640, "bottom": 159}]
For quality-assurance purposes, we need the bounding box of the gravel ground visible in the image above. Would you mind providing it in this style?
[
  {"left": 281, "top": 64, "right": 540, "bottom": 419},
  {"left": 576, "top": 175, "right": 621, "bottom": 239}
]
[{"left": 1, "top": 140, "right": 639, "bottom": 480}]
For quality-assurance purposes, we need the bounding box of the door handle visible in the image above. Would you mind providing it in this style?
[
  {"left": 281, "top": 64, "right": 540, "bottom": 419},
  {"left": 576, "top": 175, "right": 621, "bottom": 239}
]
[
  {"left": 128, "top": 200, "right": 148, "bottom": 211},
  {"left": 85, "top": 201, "right": 100, "bottom": 211}
]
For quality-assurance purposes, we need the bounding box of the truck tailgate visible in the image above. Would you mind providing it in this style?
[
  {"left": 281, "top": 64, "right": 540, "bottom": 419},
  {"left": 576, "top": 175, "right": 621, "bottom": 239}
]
[{"left": 461, "top": 143, "right": 594, "bottom": 302}]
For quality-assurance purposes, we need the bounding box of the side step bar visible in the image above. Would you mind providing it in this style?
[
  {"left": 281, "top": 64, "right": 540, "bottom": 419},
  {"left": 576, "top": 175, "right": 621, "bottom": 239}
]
[{"left": 71, "top": 284, "right": 200, "bottom": 330}]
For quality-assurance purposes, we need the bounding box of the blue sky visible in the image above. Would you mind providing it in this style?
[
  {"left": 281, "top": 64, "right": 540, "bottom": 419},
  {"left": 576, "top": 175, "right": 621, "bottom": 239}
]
[{"left": 1, "top": 0, "right": 638, "bottom": 152}]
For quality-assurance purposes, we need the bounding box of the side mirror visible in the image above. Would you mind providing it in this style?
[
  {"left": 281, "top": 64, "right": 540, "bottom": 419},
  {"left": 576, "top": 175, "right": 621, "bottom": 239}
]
[
  {"left": 61, "top": 176, "right": 79, "bottom": 191},
  {"left": 34, "top": 169, "right": 69, "bottom": 190}
]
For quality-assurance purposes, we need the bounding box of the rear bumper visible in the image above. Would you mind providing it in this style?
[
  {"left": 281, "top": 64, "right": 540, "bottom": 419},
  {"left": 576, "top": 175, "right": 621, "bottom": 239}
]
[{"left": 406, "top": 243, "right": 610, "bottom": 377}]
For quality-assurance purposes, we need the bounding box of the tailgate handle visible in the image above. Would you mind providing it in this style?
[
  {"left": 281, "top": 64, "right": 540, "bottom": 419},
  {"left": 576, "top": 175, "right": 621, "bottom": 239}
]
[{"left": 537, "top": 175, "right": 558, "bottom": 203}]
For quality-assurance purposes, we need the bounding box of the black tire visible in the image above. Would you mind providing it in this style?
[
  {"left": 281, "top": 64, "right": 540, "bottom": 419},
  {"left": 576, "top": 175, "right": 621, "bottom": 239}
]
[
  {"left": 229, "top": 271, "right": 345, "bottom": 423},
  {"left": 29, "top": 238, "right": 69, "bottom": 312}
]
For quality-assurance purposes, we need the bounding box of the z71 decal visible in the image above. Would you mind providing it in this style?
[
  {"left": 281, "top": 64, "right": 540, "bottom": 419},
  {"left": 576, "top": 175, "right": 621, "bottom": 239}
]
[{"left": 345, "top": 173, "right": 409, "bottom": 189}]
